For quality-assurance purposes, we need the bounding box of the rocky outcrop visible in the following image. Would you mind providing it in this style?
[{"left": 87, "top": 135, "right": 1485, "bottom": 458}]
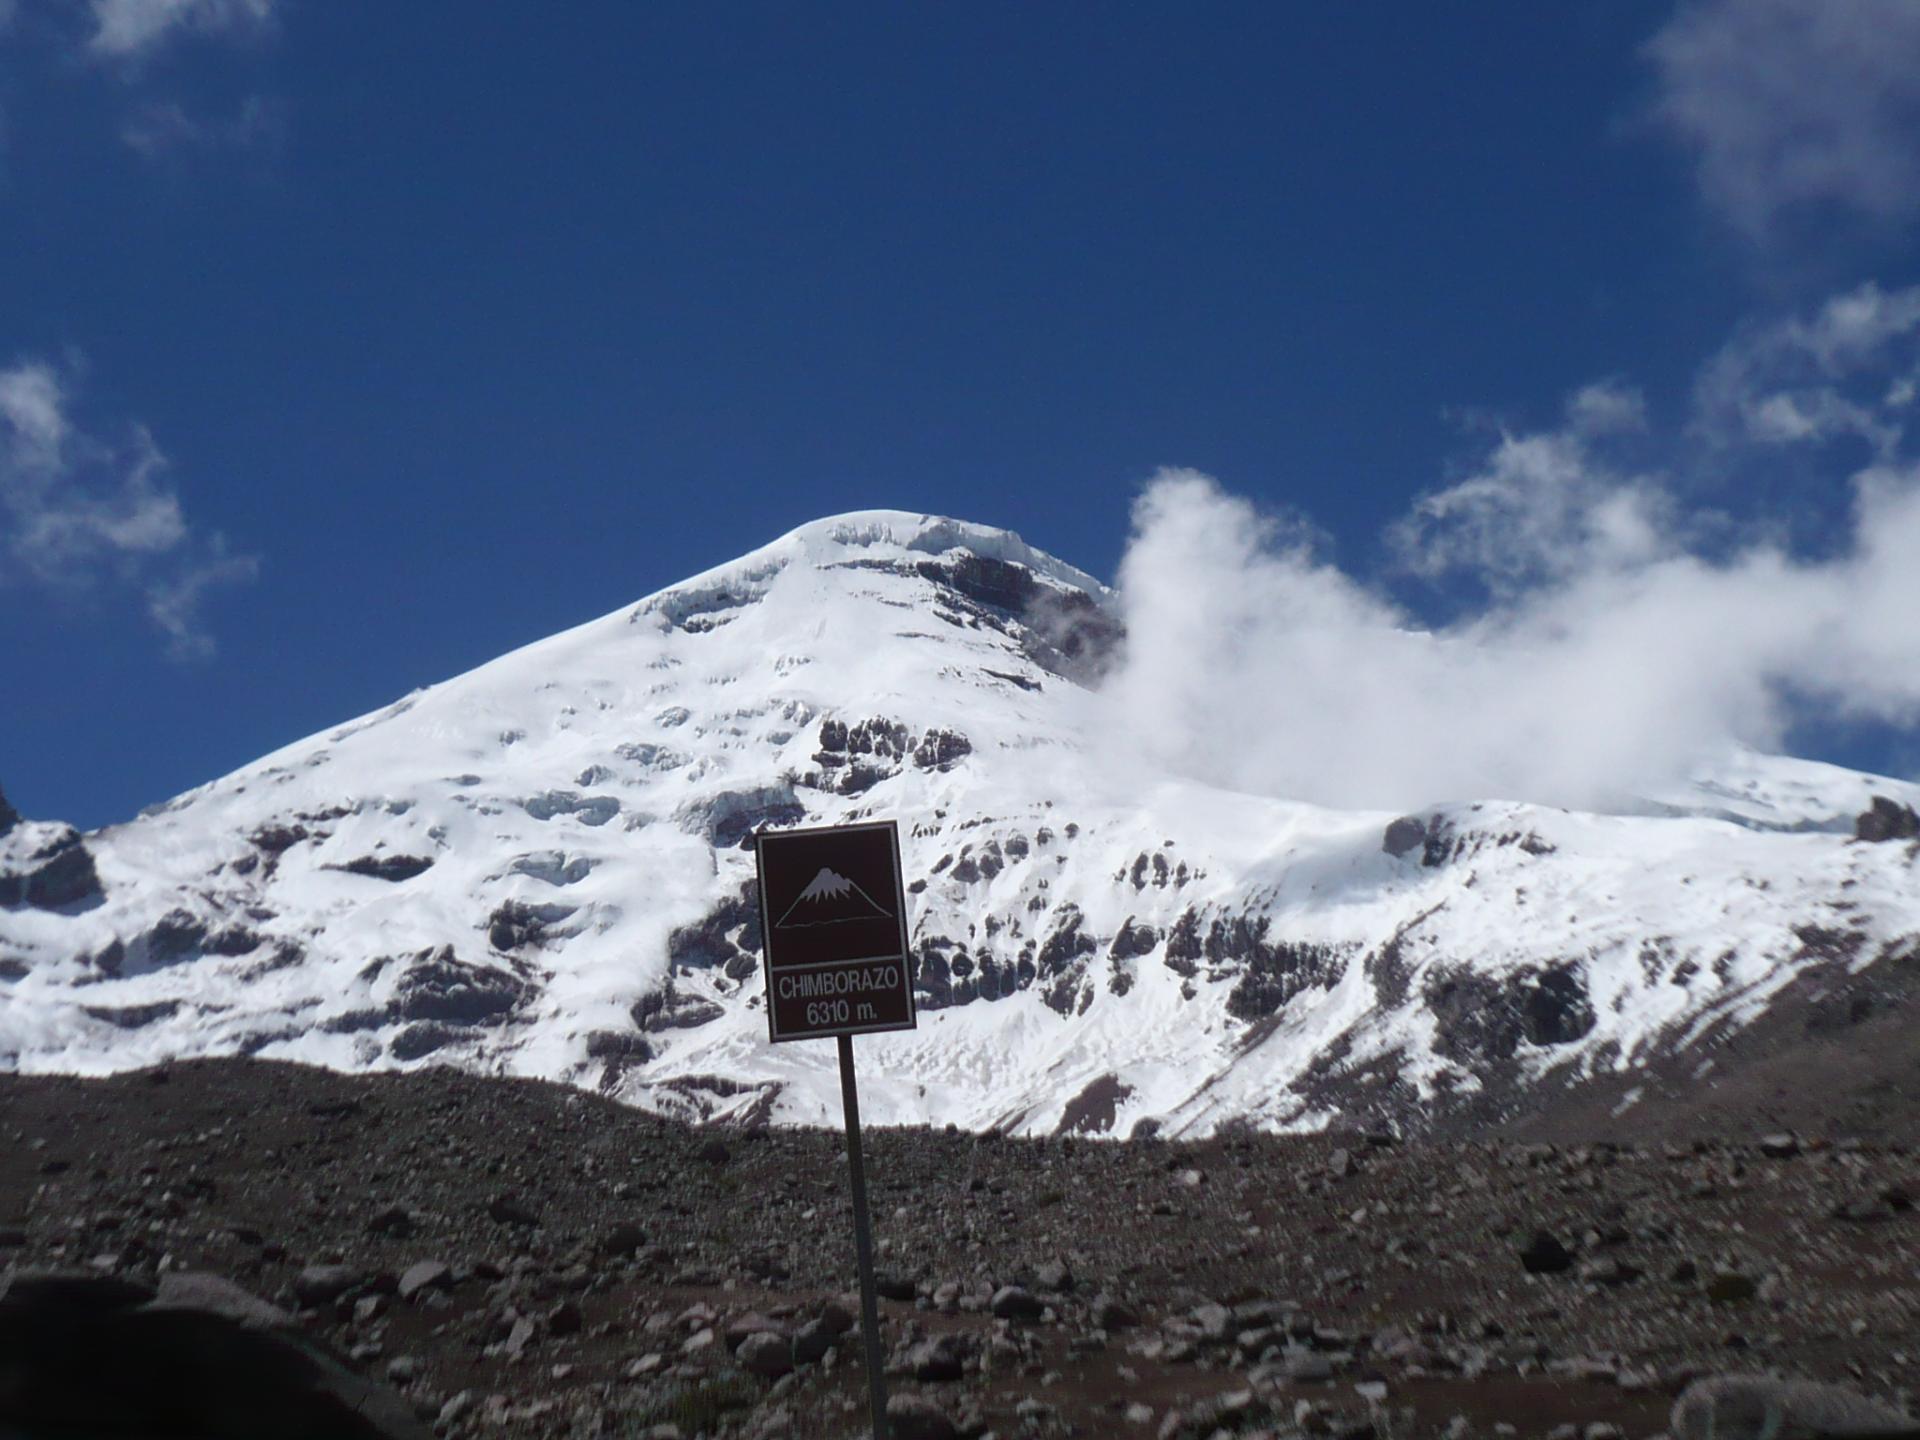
[
  {"left": 811, "top": 716, "right": 973, "bottom": 795},
  {"left": 673, "top": 785, "right": 805, "bottom": 849},
  {"left": 1856, "top": 796, "right": 1920, "bottom": 843},
  {"left": 665, "top": 882, "right": 762, "bottom": 981},
  {"left": 0, "top": 813, "right": 103, "bottom": 911},
  {"left": 486, "top": 899, "right": 575, "bottom": 952},
  {"left": 336, "top": 854, "right": 436, "bottom": 882},
  {"left": 389, "top": 947, "right": 530, "bottom": 1026},
  {"left": 1426, "top": 963, "right": 1597, "bottom": 1063}
]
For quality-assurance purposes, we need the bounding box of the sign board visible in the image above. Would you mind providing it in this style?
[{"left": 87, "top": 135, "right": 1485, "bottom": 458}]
[{"left": 755, "top": 819, "right": 917, "bottom": 1042}]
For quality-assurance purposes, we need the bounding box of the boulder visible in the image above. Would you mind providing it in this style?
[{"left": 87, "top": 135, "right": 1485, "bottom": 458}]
[
  {"left": 293, "top": 1265, "right": 364, "bottom": 1307},
  {"left": 1518, "top": 1231, "right": 1575, "bottom": 1275},
  {"left": 1672, "top": 1374, "right": 1919, "bottom": 1440},
  {"left": 0, "top": 1268, "right": 429, "bottom": 1439},
  {"left": 737, "top": 1330, "right": 794, "bottom": 1378},
  {"left": 906, "top": 1333, "right": 970, "bottom": 1382},
  {"left": 885, "top": 1394, "right": 959, "bottom": 1440},
  {"left": 396, "top": 1261, "right": 452, "bottom": 1302},
  {"left": 990, "top": 1285, "right": 1046, "bottom": 1321}
]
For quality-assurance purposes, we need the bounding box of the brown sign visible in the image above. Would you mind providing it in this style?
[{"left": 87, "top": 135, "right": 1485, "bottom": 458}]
[{"left": 755, "top": 819, "right": 916, "bottom": 1042}]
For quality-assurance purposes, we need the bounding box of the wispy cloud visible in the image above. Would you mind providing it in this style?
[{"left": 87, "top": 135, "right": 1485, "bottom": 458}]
[
  {"left": 1644, "top": 0, "right": 1920, "bottom": 239},
  {"left": 87, "top": 0, "right": 274, "bottom": 59},
  {"left": 121, "top": 94, "right": 284, "bottom": 157},
  {"left": 1696, "top": 282, "right": 1920, "bottom": 455},
  {"left": 1095, "top": 287, "right": 1920, "bottom": 812},
  {"left": 0, "top": 358, "right": 258, "bottom": 659}
]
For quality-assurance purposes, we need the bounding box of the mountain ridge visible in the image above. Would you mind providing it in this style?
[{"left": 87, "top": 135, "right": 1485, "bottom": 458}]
[{"left": 3, "top": 509, "right": 1919, "bottom": 1138}]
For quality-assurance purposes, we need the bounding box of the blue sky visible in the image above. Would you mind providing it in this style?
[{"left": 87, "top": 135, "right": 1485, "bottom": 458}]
[{"left": 4, "top": 1, "right": 1920, "bottom": 828}]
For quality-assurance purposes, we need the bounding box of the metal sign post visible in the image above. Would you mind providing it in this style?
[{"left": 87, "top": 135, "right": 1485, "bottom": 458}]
[
  {"left": 755, "top": 819, "right": 918, "bottom": 1440},
  {"left": 838, "top": 1033, "right": 887, "bottom": 1438}
]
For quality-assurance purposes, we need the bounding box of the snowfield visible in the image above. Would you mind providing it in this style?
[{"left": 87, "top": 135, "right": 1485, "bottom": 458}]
[{"left": 3, "top": 511, "right": 1918, "bottom": 1136}]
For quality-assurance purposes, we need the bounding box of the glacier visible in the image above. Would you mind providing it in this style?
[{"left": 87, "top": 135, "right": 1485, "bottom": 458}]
[{"left": 2, "top": 510, "right": 1918, "bottom": 1137}]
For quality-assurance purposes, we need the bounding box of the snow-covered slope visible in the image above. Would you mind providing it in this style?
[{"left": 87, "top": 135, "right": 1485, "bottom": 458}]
[{"left": 4, "top": 511, "right": 1919, "bottom": 1137}]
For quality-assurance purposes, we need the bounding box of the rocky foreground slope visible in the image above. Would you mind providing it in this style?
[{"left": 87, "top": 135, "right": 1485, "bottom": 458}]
[
  {"left": 5, "top": 1059, "right": 1920, "bottom": 1439},
  {"left": 4, "top": 511, "right": 1920, "bottom": 1139}
]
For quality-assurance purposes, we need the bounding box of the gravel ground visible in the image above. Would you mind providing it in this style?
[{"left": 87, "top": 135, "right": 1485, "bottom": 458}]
[{"left": 4, "top": 1058, "right": 1919, "bottom": 1439}]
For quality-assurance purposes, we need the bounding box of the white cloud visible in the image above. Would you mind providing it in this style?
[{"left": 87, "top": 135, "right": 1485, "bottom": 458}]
[
  {"left": 88, "top": 0, "right": 274, "bottom": 58},
  {"left": 1388, "top": 385, "right": 1677, "bottom": 593},
  {"left": 1645, "top": 0, "right": 1920, "bottom": 238},
  {"left": 1696, "top": 282, "right": 1920, "bottom": 455},
  {"left": 0, "top": 357, "right": 257, "bottom": 659},
  {"left": 1093, "top": 291, "right": 1920, "bottom": 813}
]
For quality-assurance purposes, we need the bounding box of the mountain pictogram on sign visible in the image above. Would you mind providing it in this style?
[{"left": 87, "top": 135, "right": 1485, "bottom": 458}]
[{"left": 774, "top": 867, "right": 893, "bottom": 929}]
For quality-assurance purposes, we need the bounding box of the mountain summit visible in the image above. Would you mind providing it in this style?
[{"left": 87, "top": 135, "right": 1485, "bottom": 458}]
[{"left": 2, "top": 510, "right": 1918, "bottom": 1136}]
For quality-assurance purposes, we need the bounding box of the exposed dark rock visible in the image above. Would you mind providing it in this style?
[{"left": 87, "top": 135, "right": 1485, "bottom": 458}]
[
  {"left": 584, "top": 1030, "right": 654, "bottom": 1069},
  {"left": 1109, "top": 918, "right": 1159, "bottom": 961},
  {"left": 388, "top": 1023, "right": 461, "bottom": 1061},
  {"left": 390, "top": 946, "right": 528, "bottom": 1025},
  {"left": 1037, "top": 906, "right": 1097, "bottom": 977},
  {"left": 1383, "top": 815, "right": 1428, "bottom": 858},
  {"left": 318, "top": 1008, "right": 388, "bottom": 1036},
  {"left": 0, "top": 822, "right": 103, "bottom": 911},
  {"left": 1856, "top": 796, "right": 1920, "bottom": 843},
  {"left": 665, "top": 882, "right": 761, "bottom": 975},
  {"left": 1213, "top": 915, "right": 1347, "bottom": 1023},
  {"left": 0, "top": 783, "right": 17, "bottom": 837},
  {"left": 81, "top": 1001, "right": 182, "bottom": 1030},
  {"left": 145, "top": 909, "right": 209, "bottom": 963},
  {"left": 1056, "top": 1074, "right": 1133, "bottom": 1136},
  {"left": 1427, "top": 963, "right": 1596, "bottom": 1063},
  {"left": 203, "top": 924, "right": 265, "bottom": 957},
  {"left": 486, "top": 899, "right": 574, "bottom": 952},
  {"left": 632, "top": 987, "right": 727, "bottom": 1032},
  {"left": 913, "top": 728, "right": 972, "bottom": 770},
  {"left": 249, "top": 823, "right": 309, "bottom": 854},
  {"left": 337, "top": 854, "right": 435, "bottom": 882}
]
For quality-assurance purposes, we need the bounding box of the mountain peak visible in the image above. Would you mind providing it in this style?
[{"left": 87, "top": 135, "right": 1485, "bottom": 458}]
[{"left": 4, "top": 513, "right": 1919, "bottom": 1142}]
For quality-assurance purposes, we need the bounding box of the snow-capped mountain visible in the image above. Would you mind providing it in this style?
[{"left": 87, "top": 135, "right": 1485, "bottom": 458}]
[{"left": 4, "top": 511, "right": 1919, "bottom": 1137}]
